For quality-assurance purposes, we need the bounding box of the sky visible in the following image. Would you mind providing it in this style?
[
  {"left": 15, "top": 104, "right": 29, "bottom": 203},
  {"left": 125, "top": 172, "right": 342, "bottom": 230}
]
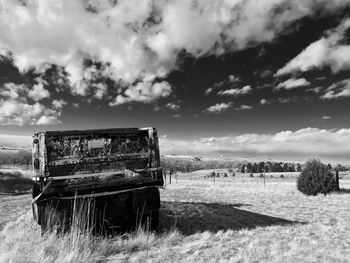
[{"left": 0, "top": 0, "right": 350, "bottom": 163}]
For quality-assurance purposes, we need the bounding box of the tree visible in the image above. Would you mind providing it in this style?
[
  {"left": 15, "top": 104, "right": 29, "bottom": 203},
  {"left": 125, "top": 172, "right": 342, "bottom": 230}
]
[
  {"left": 297, "top": 159, "right": 336, "bottom": 196},
  {"left": 246, "top": 163, "right": 252, "bottom": 173},
  {"left": 264, "top": 161, "right": 273, "bottom": 172},
  {"left": 272, "top": 162, "right": 281, "bottom": 172},
  {"left": 257, "top": 162, "right": 265, "bottom": 173},
  {"left": 296, "top": 163, "right": 302, "bottom": 172},
  {"left": 251, "top": 163, "right": 258, "bottom": 173},
  {"left": 283, "top": 163, "right": 289, "bottom": 172},
  {"left": 240, "top": 164, "right": 246, "bottom": 173},
  {"left": 327, "top": 163, "right": 332, "bottom": 170}
]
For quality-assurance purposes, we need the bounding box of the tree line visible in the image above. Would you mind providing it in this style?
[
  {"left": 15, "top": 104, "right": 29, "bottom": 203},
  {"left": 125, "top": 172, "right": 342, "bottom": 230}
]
[
  {"left": 240, "top": 161, "right": 348, "bottom": 173},
  {"left": 161, "top": 158, "right": 236, "bottom": 173}
]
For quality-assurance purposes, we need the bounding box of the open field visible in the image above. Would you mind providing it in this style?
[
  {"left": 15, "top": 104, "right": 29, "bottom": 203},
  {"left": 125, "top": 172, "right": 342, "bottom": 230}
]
[
  {"left": 0, "top": 170, "right": 33, "bottom": 194},
  {"left": 0, "top": 172, "right": 349, "bottom": 262}
]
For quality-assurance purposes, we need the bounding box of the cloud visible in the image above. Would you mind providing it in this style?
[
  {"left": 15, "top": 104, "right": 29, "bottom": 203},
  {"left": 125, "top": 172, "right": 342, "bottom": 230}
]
[
  {"left": 0, "top": 82, "right": 64, "bottom": 125},
  {"left": 109, "top": 80, "right": 171, "bottom": 106},
  {"left": 276, "top": 18, "right": 350, "bottom": 75},
  {"left": 259, "top": 98, "right": 271, "bottom": 105},
  {"left": 236, "top": 105, "right": 253, "bottom": 110},
  {"left": 322, "top": 116, "right": 331, "bottom": 120},
  {"left": 275, "top": 78, "right": 310, "bottom": 90},
  {"left": 205, "top": 102, "right": 233, "bottom": 114},
  {"left": 36, "top": 115, "right": 61, "bottom": 125},
  {"left": 91, "top": 82, "right": 108, "bottom": 100},
  {"left": 166, "top": 103, "right": 180, "bottom": 111},
  {"left": 205, "top": 75, "right": 241, "bottom": 95},
  {"left": 218, "top": 85, "right": 252, "bottom": 96},
  {"left": 1, "top": 0, "right": 349, "bottom": 103},
  {"left": 277, "top": 97, "right": 292, "bottom": 103},
  {"left": 321, "top": 78, "right": 350, "bottom": 99},
  {"left": 28, "top": 82, "right": 50, "bottom": 101},
  {"left": 160, "top": 127, "right": 350, "bottom": 162},
  {"left": 52, "top": 99, "right": 67, "bottom": 109}
]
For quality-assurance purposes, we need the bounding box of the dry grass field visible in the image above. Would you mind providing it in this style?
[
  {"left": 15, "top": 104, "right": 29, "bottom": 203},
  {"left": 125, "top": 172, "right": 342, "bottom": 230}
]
[{"left": 0, "top": 171, "right": 349, "bottom": 263}]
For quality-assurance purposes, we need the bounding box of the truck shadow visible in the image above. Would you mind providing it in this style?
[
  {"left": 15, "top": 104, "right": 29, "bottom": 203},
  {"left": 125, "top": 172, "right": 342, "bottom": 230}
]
[{"left": 158, "top": 201, "right": 304, "bottom": 235}]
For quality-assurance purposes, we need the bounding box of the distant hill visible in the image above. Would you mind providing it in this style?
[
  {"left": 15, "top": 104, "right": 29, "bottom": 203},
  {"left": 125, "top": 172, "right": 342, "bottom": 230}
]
[{"left": 0, "top": 134, "right": 31, "bottom": 150}]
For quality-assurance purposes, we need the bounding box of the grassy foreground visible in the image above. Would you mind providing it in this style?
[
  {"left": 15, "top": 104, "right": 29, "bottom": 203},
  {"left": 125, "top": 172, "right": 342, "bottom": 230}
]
[{"left": 0, "top": 173, "right": 349, "bottom": 262}]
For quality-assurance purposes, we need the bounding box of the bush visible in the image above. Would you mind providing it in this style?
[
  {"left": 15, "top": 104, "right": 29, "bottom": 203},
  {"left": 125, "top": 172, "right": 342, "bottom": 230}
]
[
  {"left": 259, "top": 173, "right": 264, "bottom": 178},
  {"left": 280, "top": 174, "right": 284, "bottom": 178},
  {"left": 297, "top": 159, "right": 336, "bottom": 196},
  {"left": 249, "top": 173, "right": 254, "bottom": 177}
]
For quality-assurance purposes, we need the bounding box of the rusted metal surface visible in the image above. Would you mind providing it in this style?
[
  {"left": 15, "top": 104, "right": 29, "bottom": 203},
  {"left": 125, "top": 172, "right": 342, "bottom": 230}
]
[{"left": 32, "top": 127, "right": 163, "bottom": 200}]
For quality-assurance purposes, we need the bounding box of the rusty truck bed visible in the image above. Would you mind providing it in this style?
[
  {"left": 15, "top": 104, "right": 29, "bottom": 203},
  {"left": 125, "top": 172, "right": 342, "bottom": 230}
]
[{"left": 32, "top": 127, "right": 163, "bottom": 201}]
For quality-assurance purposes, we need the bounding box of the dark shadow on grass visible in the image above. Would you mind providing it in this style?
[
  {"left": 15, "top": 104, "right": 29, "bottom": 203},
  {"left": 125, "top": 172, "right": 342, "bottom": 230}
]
[{"left": 158, "top": 201, "right": 305, "bottom": 235}]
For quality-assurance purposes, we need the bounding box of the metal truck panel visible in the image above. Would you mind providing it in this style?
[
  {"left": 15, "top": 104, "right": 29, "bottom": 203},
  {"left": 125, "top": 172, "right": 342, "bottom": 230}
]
[{"left": 32, "top": 127, "right": 163, "bottom": 201}]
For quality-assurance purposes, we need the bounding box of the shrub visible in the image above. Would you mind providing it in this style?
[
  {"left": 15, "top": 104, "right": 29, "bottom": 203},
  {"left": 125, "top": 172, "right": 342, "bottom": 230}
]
[
  {"left": 249, "top": 173, "right": 254, "bottom": 177},
  {"left": 280, "top": 174, "right": 284, "bottom": 178},
  {"left": 297, "top": 159, "right": 336, "bottom": 196},
  {"left": 259, "top": 173, "right": 264, "bottom": 178}
]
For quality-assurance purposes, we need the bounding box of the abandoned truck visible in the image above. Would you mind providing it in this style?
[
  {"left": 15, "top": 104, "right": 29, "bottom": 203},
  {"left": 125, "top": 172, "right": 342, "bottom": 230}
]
[{"left": 31, "top": 127, "right": 163, "bottom": 233}]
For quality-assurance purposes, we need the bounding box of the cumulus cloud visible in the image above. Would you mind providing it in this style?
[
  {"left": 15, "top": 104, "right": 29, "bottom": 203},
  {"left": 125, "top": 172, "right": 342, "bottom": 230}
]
[
  {"left": 28, "top": 82, "right": 50, "bottom": 101},
  {"left": 205, "top": 102, "right": 233, "bottom": 114},
  {"left": 160, "top": 127, "right": 350, "bottom": 162},
  {"left": 236, "top": 105, "right": 253, "bottom": 111},
  {"left": 275, "top": 78, "right": 310, "bottom": 90},
  {"left": 321, "top": 78, "right": 350, "bottom": 99},
  {"left": 166, "top": 103, "right": 180, "bottom": 111},
  {"left": 1, "top": 0, "right": 349, "bottom": 103},
  {"left": 36, "top": 115, "right": 61, "bottom": 125},
  {"left": 322, "top": 115, "right": 331, "bottom": 120},
  {"left": 109, "top": 80, "right": 171, "bottom": 106},
  {"left": 276, "top": 18, "right": 350, "bottom": 75},
  {"left": 0, "top": 82, "right": 64, "bottom": 125},
  {"left": 218, "top": 85, "right": 252, "bottom": 96}
]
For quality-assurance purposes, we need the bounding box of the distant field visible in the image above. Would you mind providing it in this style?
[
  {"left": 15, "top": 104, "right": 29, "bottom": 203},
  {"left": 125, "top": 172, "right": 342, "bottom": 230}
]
[
  {"left": 0, "top": 169, "right": 33, "bottom": 194},
  {"left": 0, "top": 170, "right": 349, "bottom": 262}
]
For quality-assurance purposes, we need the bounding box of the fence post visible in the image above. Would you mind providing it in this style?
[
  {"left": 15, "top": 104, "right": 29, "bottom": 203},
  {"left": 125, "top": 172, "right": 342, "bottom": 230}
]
[
  {"left": 335, "top": 170, "right": 340, "bottom": 191},
  {"left": 169, "top": 172, "right": 172, "bottom": 185},
  {"left": 164, "top": 171, "right": 167, "bottom": 187}
]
